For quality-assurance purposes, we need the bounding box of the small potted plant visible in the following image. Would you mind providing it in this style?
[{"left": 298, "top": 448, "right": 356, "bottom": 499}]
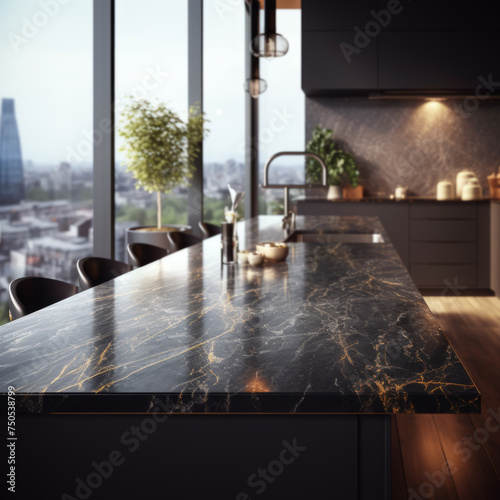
[
  {"left": 119, "top": 98, "right": 209, "bottom": 250},
  {"left": 306, "top": 126, "right": 361, "bottom": 199}
]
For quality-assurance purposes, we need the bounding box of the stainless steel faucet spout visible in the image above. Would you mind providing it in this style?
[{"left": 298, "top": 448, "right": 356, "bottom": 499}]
[{"left": 260, "top": 151, "right": 328, "bottom": 217}]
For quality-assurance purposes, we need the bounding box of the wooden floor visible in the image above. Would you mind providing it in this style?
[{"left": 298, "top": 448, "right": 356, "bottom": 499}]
[{"left": 391, "top": 296, "right": 500, "bottom": 500}]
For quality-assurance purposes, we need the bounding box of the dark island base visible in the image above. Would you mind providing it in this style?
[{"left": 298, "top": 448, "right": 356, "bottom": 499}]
[{"left": 10, "top": 414, "right": 390, "bottom": 500}]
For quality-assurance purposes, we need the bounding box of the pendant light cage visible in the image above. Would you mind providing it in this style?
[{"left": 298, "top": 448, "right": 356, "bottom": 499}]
[
  {"left": 244, "top": 78, "right": 268, "bottom": 98},
  {"left": 250, "top": 33, "right": 289, "bottom": 58}
]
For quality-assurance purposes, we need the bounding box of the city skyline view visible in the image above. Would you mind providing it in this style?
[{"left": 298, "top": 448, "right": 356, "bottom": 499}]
[
  {"left": 0, "top": 0, "right": 303, "bottom": 167},
  {"left": 0, "top": 0, "right": 304, "bottom": 326}
]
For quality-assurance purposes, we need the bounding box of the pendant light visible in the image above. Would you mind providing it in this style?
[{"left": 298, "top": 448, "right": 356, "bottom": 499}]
[
  {"left": 250, "top": 0, "right": 289, "bottom": 58},
  {"left": 244, "top": 0, "right": 267, "bottom": 98},
  {"left": 244, "top": 77, "right": 268, "bottom": 99}
]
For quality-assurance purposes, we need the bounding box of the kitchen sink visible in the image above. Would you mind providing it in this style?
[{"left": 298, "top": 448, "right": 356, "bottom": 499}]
[{"left": 285, "top": 231, "right": 385, "bottom": 244}]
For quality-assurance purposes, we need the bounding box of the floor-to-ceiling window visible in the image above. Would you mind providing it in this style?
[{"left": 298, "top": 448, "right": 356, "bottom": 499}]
[
  {"left": 202, "top": 0, "right": 246, "bottom": 224},
  {"left": 258, "top": 8, "right": 304, "bottom": 215},
  {"left": 114, "top": 0, "right": 188, "bottom": 261},
  {"left": 0, "top": 0, "right": 93, "bottom": 325},
  {"left": 0, "top": 2, "right": 304, "bottom": 325}
]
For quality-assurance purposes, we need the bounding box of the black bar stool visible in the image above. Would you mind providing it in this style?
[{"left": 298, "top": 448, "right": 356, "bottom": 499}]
[
  {"left": 198, "top": 221, "right": 222, "bottom": 239},
  {"left": 76, "top": 257, "right": 131, "bottom": 291},
  {"left": 166, "top": 232, "right": 202, "bottom": 253},
  {"left": 127, "top": 242, "right": 168, "bottom": 267},
  {"left": 8, "top": 277, "right": 78, "bottom": 320}
]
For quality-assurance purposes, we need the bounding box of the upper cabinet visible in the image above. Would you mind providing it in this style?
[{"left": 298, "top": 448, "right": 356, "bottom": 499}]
[
  {"left": 302, "top": 0, "right": 377, "bottom": 31},
  {"left": 302, "top": 31, "right": 377, "bottom": 93},
  {"left": 382, "top": 0, "right": 500, "bottom": 30},
  {"left": 302, "top": 0, "right": 500, "bottom": 96},
  {"left": 378, "top": 31, "right": 500, "bottom": 90}
]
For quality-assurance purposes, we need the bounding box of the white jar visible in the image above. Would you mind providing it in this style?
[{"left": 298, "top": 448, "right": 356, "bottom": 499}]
[
  {"left": 327, "top": 185, "right": 342, "bottom": 200},
  {"left": 461, "top": 179, "right": 482, "bottom": 200},
  {"left": 395, "top": 186, "right": 408, "bottom": 200},
  {"left": 437, "top": 180, "right": 454, "bottom": 200},
  {"left": 456, "top": 170, "right": 476, "bottom": 199}
]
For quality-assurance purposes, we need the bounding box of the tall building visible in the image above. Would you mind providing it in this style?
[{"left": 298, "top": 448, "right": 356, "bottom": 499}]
[{"left": 0, "top": 98, "right": 24, "bottom": 205}]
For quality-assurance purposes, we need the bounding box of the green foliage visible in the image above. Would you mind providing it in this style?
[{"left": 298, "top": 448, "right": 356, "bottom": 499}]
[
  {"left": 268, "top": 199, "right": 284, "bottom": 215},
  {"left": 116, "top": 205, "right": 148, "bottom": 226},
  {"left": 25, "top": 186, "right": 51, "bottom": 201},
  {"left": 116, "top": 194, "right": 189, "bottom": 226},
  {"left": 160, "top": 195, "right": 188, "bottom": 226},
  {"left": 117, "top": 194, "right": 282, "bottom": 229},
  {"left": 203, "top": 196, "right": 244, "bottom": 225},
  {"left": 306, "top": 126, "right": 360, "bottom": 187},
  {"left": 118, "top": 98, "right": 209, "bottom": 227}
]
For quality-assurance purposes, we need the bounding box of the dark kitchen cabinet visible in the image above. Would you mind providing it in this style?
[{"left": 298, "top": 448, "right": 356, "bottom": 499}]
[
  {"left": 297, "top": 200, "right": 491, "bottom": 291},
  {"left": 410, "top": 220, "right": 477, "bottom": 242},
  {"left": 379, "top": 31, "right": 500, "bottom": 90},
  {"left": 490, "top": 202, "right": 500, "bottom": 296},
  {"left": 302, "top": 0, "right": 377, "bottom": 31},
  {"left": 385, "top": 0, "right": 500, "bottom": 30},
  {"left": 302, "top": 31, "right": 377, "bottom": 94},
  {"left": 409, "top": 202, "right": 490, "bottom": 289},
  {"left": 302, "top": 0, "right": 500, "bottom": 95}
]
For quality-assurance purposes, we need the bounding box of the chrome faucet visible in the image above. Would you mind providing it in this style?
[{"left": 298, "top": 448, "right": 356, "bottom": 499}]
[{"left": 261, "top": 151, "right": 328, "bottom": 230}]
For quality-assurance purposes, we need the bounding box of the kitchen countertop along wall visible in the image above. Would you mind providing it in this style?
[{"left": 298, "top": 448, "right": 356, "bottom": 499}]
[
  {"left": 306, "top": 97, "right": 500, "bottom": 197},
  {"left": 296, "top": 196, "right": 492, "bottom": 204}
]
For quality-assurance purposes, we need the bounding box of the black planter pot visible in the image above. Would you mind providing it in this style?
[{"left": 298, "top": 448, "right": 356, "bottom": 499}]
[{"left": 126, "top": 225, "right": 191, "bottom": 263}]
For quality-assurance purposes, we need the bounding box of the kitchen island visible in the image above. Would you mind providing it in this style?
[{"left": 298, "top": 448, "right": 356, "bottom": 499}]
[{"left": 0, "top": 216, "right": 479, "bottom": 499}]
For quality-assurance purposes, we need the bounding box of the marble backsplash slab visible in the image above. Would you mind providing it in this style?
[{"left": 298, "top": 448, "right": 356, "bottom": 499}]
[{"left": 306, "top": 97, "right": 500, "bottom": 197}]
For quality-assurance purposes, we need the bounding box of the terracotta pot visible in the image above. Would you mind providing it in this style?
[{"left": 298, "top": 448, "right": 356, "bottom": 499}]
[
  {"left": 126, "top": 225, "right": 191, "bottom": 263},
  {"left": 342, "top": 185, "right": 363, "bottom": 199},
  {"left": 488, "top": 176, "right": 500, "bottom": 199}
]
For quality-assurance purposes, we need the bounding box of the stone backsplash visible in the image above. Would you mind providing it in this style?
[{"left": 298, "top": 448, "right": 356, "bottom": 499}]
[{"left": 306, "top": 97, "right": 500, "bottom": 197}]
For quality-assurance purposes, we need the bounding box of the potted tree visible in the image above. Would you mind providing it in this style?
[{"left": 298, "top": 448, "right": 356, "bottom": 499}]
[
  {"left": 119, "top": 98, "right": 208, "bottom": 250},
  {"left": 306, "top": 126, "right": 361, "bottom": 200}
]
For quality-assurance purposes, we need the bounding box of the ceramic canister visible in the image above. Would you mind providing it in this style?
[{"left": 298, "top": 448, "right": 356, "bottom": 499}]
[
  {"left": 461, "top": 178, "right": 482, "bottom": 200},
  {"left": 436, "top": 180, "right": 454, "bottom": 200},
  {"left": 456, "top": 170, "right": 476, "bottom": 199},
  {"left": 395, "top": 186, "right": 408, "bottom": 200}
]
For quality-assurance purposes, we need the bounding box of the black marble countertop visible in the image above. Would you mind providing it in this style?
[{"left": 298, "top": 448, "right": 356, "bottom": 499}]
[
  {"left": 0, "top": 216, "right": 480, "bottom": 415},
  {"left": 296, "top": 196, "right": 491, "bottom": 203}
]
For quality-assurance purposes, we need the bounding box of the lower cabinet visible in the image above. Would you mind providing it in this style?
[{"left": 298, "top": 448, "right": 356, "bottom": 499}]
[
  {"left": 297, "top": 200, "right": 491, "bottom": 291},
  {"left": 409, "top": 203, "right": 490, "bottom": 290},
  {"left": 491, "top": 202, "right": 500, "bottom": 296}
]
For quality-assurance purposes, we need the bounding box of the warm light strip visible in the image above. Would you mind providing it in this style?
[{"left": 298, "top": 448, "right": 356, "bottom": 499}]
[
  {"left": 369, "top": 93, "right": 500, "bottom": 101},
  {"left": 257, "top": 0, "right": 301, "bottom": 8}
]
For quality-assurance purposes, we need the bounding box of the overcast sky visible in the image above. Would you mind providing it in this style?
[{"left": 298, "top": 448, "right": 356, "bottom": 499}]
[{"left": 0, "top": 0, "right": 303, "bottom": 166}]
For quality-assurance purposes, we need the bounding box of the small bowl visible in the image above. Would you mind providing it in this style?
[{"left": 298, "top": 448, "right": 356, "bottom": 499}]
[
  {"left": 237, "top": 250, "right": 248, "bottom": 264},
  {"left": 256, "top": 242, "right": 289, "bottom": 261},
  {"left": 247, "top": 251, "right": 264, "bottom": 267}
]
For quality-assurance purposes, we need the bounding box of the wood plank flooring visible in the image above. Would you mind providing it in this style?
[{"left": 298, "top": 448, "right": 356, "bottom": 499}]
[{"left": 392, "top": 296, "right": 500, "bottom": 500}]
